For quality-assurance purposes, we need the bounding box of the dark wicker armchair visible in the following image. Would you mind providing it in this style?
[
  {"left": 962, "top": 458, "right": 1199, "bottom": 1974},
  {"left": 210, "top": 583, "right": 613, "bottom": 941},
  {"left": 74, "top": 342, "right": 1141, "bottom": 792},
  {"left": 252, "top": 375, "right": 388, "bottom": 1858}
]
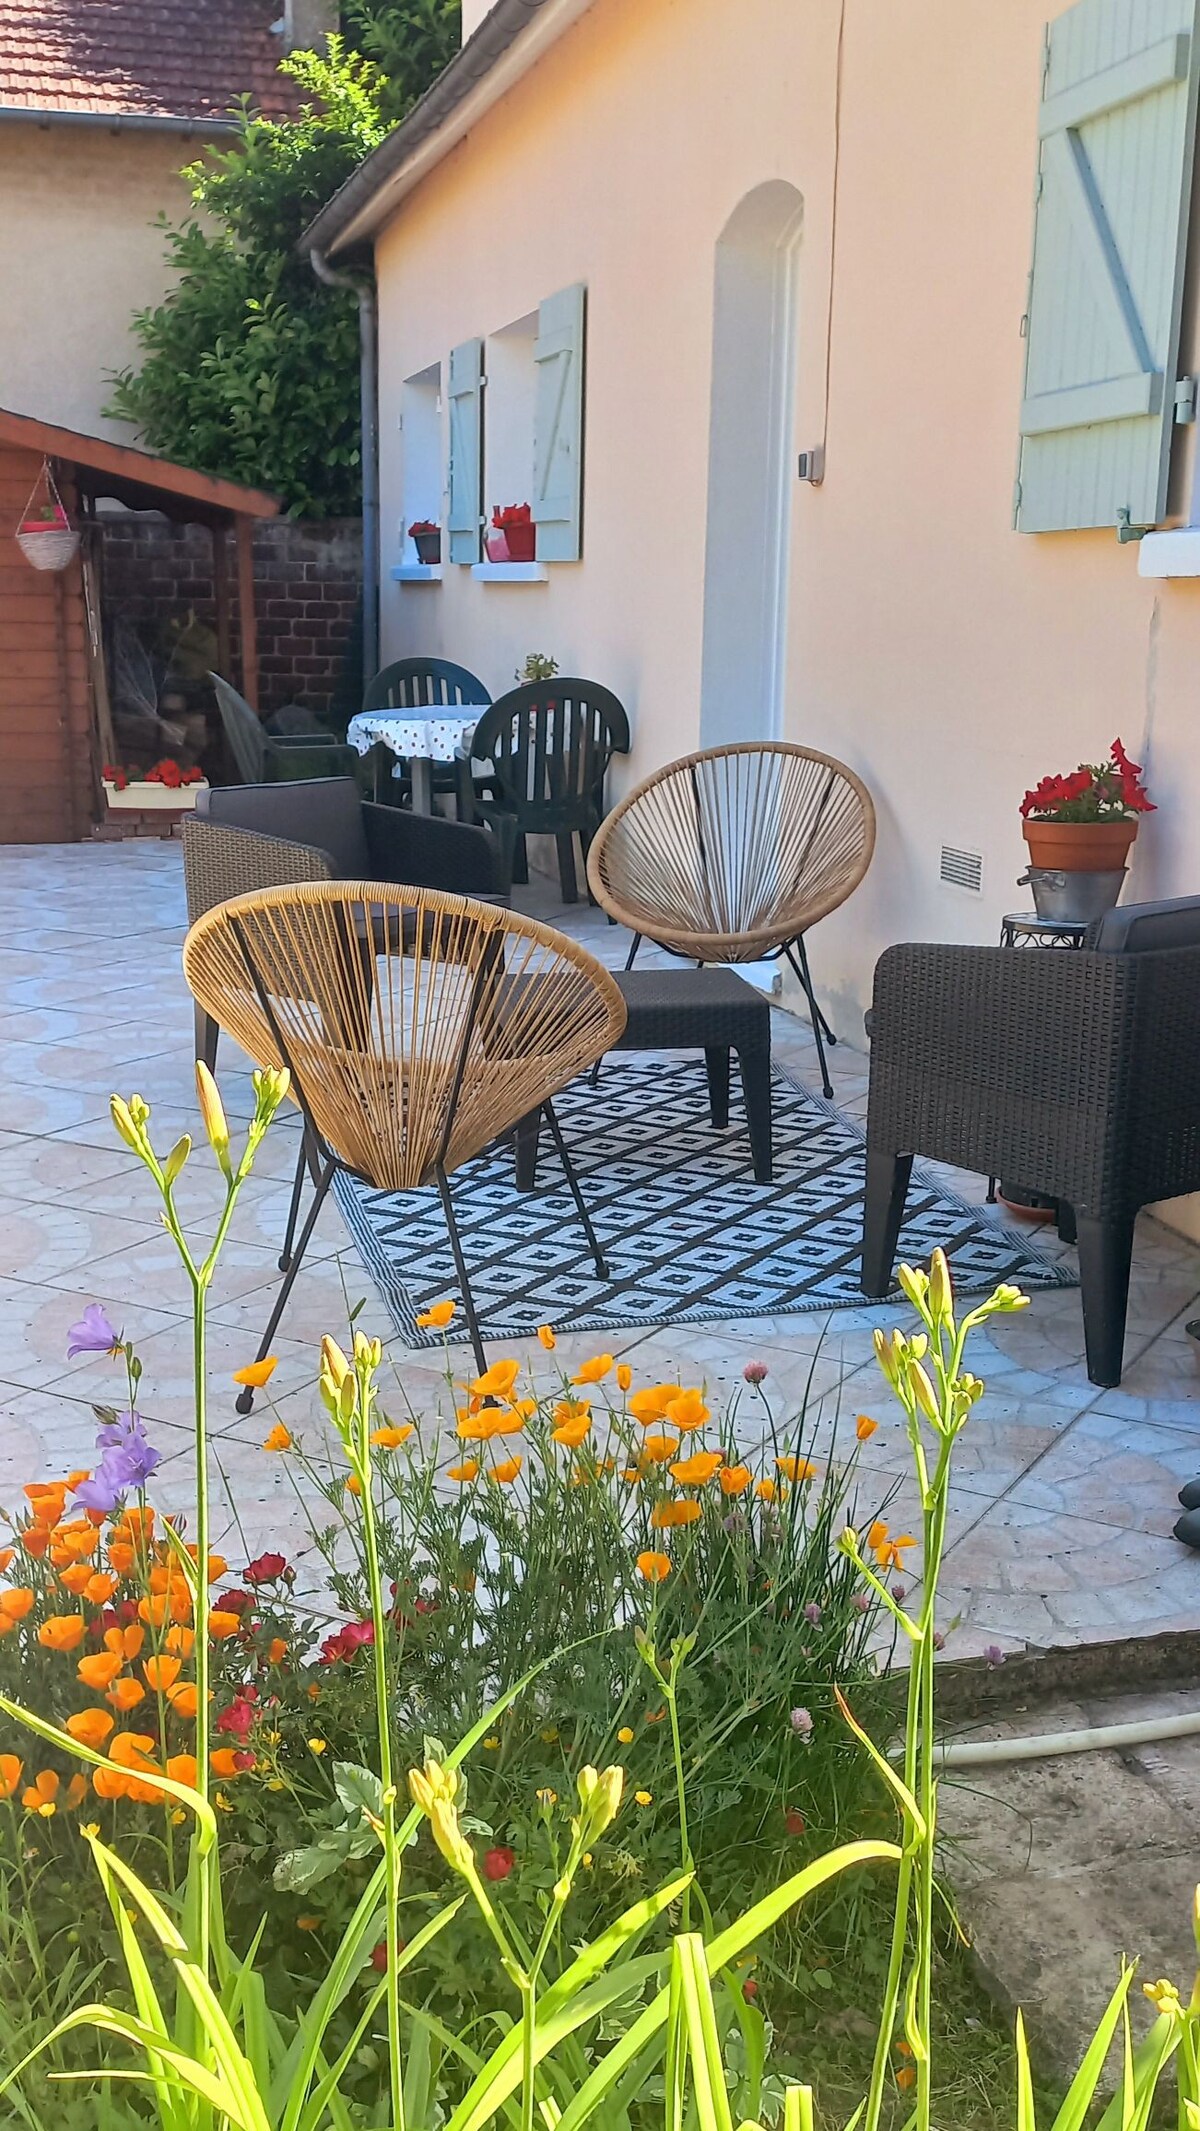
[
  {"left": 183, "top": 777, "right": 506, "bottom": 1070},
  {"left": 862, "top": 895, "right": 1200, "bottom": 1387}
]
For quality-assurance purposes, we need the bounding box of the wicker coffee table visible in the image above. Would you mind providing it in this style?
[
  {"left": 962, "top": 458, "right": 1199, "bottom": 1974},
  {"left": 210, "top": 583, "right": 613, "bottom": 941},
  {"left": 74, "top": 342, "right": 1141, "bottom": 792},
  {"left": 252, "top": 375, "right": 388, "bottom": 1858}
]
[{"left": 515, "top": 966, "right": 773, "bottom": 1187}]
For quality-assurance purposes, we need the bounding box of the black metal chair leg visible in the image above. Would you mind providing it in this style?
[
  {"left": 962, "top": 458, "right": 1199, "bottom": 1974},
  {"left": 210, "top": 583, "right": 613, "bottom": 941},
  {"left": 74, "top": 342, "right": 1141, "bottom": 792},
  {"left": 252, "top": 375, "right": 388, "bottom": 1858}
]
[
  {"left": 794, "top": 934, "right": 838, "bottom": 1046},
  {"left": 704, "top": 1045, "right": 731, "bottom": 1129},
  {"left": 513, "top": 1109, "right": 541, "bottom": 1191},
  {"left": 278, "top": 1135, "right": 308, "bottom": 1272},
  {"left": 235, "top": 1160, "right": 336, "bottom": 1414},
  {"left": 434, "top": 1164, "right": 489, "bottom": 1378},
  {"left": 1056, "top": 1200, "right": 1077, "bottom": 1246},
  {"left": 1076, "top": 1212, "right": 1135, "bottom": 1388},
  {"left": 555, "top": 833, "right": 579, "bottom": 904},
  {"left": 862, "top": 1149, "right": 914, "bottom": 1297},
  {"left": 541, "top": 1097, "right": 608, "bottom": 1279},
  {"left": 624, "top": 933, "right": 642, "bottom": 972},
  {"left": 737, "top": 1044, "right": 773, "bottom": 1184},
  {"left": 195, "top": 1004, "right": 218, "bottom": 1075},
  {"left": 784, "top": 942, "right": 834, "bottom": 1100}
]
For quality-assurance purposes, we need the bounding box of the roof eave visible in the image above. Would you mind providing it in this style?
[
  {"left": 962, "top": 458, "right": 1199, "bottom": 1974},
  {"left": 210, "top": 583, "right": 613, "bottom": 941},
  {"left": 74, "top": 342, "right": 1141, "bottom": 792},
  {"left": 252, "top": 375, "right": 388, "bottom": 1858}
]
[
  {"left": 0, "top": 103, "right": 241, "bottom": 135},
  {"left": 304, "top": 0, "right": 599, "bottom": 257}
]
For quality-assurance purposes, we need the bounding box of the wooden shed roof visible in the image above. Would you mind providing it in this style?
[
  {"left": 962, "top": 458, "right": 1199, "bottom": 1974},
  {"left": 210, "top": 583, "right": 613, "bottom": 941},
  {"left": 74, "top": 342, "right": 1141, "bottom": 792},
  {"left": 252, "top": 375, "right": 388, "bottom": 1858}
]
[{"left": 0, "top": 408, "right": 282, "bottom": 525}]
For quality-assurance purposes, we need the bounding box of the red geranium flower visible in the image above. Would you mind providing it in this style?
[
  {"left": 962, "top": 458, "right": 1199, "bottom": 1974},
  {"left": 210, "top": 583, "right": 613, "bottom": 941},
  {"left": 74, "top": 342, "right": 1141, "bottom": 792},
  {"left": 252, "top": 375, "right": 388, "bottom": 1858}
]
[
  {"left": 483, "top": 1846, "right": 516, "bottom": 1882},
  {"left": 244, "top": 1552, "right": 290, "bottom": 1586}
]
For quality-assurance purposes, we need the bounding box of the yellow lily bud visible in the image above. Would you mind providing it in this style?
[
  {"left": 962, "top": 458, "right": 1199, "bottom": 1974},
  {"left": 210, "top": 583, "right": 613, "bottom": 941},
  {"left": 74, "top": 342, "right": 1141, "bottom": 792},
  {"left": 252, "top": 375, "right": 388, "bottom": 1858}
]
[
  {"left": 321, "top": 1336, "right": 351, "bottom": 1390},
  {"left": 354, "top": 1330, "right": 383, "bottom": 1370},
  {"left": 338, "top": 1375, "right": 358, "bottom": 1429},
  {"left": 897, "top": 1263, "right": 929, "bottom": 1312},
  {"left": 195, "top": 1062, "right": 232, "bottom": 1176},
  {"left": 872, "top": 1328, "right": 902, "bottom": 1387},
  {"left": 162, "top": 1134, "right": 192, "bottom": 1186},
  {"left": 909, "top": 1361, "right": 940, "bottom": 1423},
  {"left": 928, "top": 1248, "right": 952, "bottom": 1325},
  {"left": 110, "top": 1094, "right": 144, "bottom": 1154},
  {"left": 427, "top": 1797, "right": 474, "bottom": 1878},
  {"left": 575, "top": 1763, "right": 623, "bottom": 1841}
]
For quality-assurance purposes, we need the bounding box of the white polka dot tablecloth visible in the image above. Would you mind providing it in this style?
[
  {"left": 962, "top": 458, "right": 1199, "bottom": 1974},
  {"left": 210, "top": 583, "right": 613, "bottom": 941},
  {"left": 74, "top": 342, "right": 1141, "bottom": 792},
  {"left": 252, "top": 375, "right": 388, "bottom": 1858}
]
[{"left": 347, "top": 709, "right": 487, "bottom": 763}]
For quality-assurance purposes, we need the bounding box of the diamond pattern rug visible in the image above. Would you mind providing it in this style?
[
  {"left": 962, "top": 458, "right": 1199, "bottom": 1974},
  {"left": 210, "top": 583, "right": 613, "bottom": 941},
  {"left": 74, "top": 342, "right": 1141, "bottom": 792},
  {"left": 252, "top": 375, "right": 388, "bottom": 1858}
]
[{"left": 332, "top": 1058, "right": 1076, "bottom": 1348}]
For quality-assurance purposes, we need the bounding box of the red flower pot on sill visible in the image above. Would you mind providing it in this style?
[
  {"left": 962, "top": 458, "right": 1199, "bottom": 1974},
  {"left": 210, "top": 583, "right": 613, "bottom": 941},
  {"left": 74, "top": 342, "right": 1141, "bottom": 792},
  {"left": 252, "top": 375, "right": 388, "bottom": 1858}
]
[{"left": 503, "top": 521, "right": 536, "bottom": 563}]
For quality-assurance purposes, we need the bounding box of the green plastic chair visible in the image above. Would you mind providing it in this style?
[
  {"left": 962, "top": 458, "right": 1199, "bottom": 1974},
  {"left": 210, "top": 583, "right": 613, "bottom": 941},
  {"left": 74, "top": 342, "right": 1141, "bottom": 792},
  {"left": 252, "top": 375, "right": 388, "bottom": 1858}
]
[
  {"left": 210, "top": 673, "right": 359, "bottom": 786},
  {"left": 469, "top": 679, "right": 631, "bottom": 902}
]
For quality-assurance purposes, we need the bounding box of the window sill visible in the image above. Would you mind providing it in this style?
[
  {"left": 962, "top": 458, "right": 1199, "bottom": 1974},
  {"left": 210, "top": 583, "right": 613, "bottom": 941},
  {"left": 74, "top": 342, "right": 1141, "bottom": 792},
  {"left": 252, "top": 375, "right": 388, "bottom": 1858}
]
[
  {"left": 391, "top": 563, "right": 443, "bottom": 582},
  {"left": 469, "top": 561, "right": 548, "bottom": 583},
  {"left": 1137, "top": 529, "right": 1200, "bottom": 578}
]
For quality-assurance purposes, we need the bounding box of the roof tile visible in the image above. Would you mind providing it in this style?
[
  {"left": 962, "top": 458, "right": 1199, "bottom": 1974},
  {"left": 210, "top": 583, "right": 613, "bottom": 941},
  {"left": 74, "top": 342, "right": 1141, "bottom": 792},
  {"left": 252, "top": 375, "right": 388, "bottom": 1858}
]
[{"left": 0, "top": 0, "right": 304, "bottom": 124}]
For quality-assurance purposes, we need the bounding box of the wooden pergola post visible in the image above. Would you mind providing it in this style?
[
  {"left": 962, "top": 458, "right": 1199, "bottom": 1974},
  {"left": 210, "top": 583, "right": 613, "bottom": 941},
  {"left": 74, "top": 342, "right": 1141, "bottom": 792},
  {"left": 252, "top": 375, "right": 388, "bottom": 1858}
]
[
  {"left": 211, "top": 522, "right": 232, "bottom": 681},
  {"left": 234, "top": 511, "right": 259, "bottom": 711}
]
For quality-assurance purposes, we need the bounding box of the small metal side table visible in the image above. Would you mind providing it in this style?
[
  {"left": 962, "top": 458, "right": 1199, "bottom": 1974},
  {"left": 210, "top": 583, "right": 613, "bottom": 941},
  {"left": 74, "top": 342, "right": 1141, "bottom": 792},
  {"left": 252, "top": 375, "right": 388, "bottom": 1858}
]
[
  {"left": 999, "top": 911, "right": 1088, "bottom": 950},
  {"left": 990, "top": 912, "right": 1087, "bottom": 1219}
]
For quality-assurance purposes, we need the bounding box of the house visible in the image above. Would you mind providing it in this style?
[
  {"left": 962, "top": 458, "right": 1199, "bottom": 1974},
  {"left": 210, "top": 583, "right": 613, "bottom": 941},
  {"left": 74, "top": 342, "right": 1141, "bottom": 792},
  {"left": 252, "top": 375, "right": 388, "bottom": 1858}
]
[
  {"left": 0, "top": 405, "right": 279, "bottom": 842},
  {"left": 304, "top": 0, "right": 1200, "bottom": 1048},
  {"left": 0, "top": 0, "right": 317, "bottom": 439}
]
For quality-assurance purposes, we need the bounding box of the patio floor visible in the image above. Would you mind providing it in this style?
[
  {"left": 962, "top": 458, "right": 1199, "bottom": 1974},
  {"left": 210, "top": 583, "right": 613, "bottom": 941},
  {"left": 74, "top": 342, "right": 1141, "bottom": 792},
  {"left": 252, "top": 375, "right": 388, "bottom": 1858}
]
[{"left": 1, "top": 837, "right": 1199, "bottom": 1657}]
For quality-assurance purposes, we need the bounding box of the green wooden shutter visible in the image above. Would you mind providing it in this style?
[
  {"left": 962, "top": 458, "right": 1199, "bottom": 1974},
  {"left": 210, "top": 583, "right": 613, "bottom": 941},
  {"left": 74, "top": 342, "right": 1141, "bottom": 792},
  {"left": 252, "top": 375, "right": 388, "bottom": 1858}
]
[
  {"left": 1016, "top": 0, "right": 1200, "bottom": 533},
  {"left": 448, "top": 337, "right": 483, "bottom": 563},
  {"left": 532, "top": 283, "right": 586, "bottom": 561}
]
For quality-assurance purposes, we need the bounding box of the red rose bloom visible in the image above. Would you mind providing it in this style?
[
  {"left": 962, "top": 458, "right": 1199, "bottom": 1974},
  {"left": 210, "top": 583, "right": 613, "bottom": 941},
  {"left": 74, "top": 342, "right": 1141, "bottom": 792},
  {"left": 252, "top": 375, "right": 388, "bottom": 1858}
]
[
  {"left": 244, "top": 1553, "right": 290, "bottom": 1585},
  {"left": 483, "top": 1846, "right": 516, "bottom": 1882},
  {"left": 784, "top": 1807, "right": 806, "bottom": 1836}
]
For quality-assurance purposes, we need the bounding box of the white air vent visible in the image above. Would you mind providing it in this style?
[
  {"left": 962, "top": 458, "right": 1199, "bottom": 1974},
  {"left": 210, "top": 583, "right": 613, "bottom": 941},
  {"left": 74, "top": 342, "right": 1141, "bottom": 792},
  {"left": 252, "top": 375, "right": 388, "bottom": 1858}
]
[{"left": 940, "top": 844, "right": 983, "bottom": 894}]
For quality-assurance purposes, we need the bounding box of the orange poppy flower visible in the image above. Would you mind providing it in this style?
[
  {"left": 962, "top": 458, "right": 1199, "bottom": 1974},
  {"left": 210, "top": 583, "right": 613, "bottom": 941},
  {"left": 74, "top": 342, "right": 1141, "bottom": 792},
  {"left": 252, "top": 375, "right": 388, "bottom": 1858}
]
[
  {"left": 470, "top": 1358, "right": 520, "bottom": 1401},
  {"left": 755, "top": 1479, "right": 778, "bottom": 1503},
  {"left": 616, "top": 1362, "right": 633, "bottom": 1392},
  {"left": 416, "top": 1300, "right": 456, "bottom": 1330},
  {"left": 84, "top": 1572, "right": 117, "bottom": 1605},
  {"left": 664, "top": 1389, "right": 709, "bottom": 1433},
  {"left": 108, "top": 1676, "right": 147, "bottom": 1712},
  {"left": 165, "top": 1754, "right": 198, "bottom": 1788},
  {"left": 628, "top": 1385, "right": 682, "bottom": 1425},
  {"left": 448, "top": 1460, "right": 479, "bottom": 1484},
  {"left": 104, "top": 1624, "right": 143, "bottom": 1661},
  {"left": 143, "top": 1654, "right": 181, "bottom": 1693},
  {"left": 0, "top": 1588, "right": 35, "bottom": 1625},
  {"left": 92, "top": 1768, "right": 127, "bottom": 1801},
  {"left": 777, "top": 1455, "right": 818, "bottom": 1484},
  {"left": 23, "top": 1770, "right": 60, "bottom": 1816},
  {"left": 210, "top": 1747, "right": 248, "bottom": 1779},
  {"left": 719, "top": 1465, "right": 752, "bottom": 1496},
  {"left": 537, "top": 1324, "right": 556, "bottom": 1350},
  {"left": 489, "top": 1455, "right": 523, "bottom": 1485},
  {"left": 571, "top": 1354, "right": 613, "bottom": 1385},
  {"left": 640, "top": 1434, "right": 679, "bottom": 1466},
  {"left": 636, "top": 1551, "right": 672, "bottom": 1583},
  {"left": 208, "top": 1611, "right": 242, "bottom": 1641},
  {"left": 64, "top": 1774, "right": 88, "bottom": 1810},
  {"left": 21, "top": 1528, "right": 49, "bottom": 1561},
  {"left": 262, "top": 1424, "right": 292, "bottom": 1453},
  {"left": 456, "top": 1406, "right": 506, "bottom": 1442},
  {"left": 77, "top": 1652, "right": 124, "bottom": 1691},
  {"left": 107, "top": 1542, "right": 136, "bottom": 1576},
  {"left": 855, "top": 1415, "right": 879, "bottom": 1442},
  {"left": 138, "top": 1595, "right": 169, "bottom": 1631},
  {"left": 551, "top": 1406, "right": 592, "bottom": 1450},
  {"left": 57, "top": 1564, "right": 92, "bottom": 1597},
  {"left": 233, "top": 1357, "right": 278, "bottom": 1390},
  {"left": 0, "top": 1549, "right": 13, "bottom": 1575},
  {"left": 65, "top": 1709, "right": 114, "bottom": 1749},
  {"left": 268, "top": 1637, "right": 288, "bottom": 1664},
  {"left": 38, "top": 1614, "right": 85, "bottom": 1653},
  {"left": 371, "top": 1425, "right": 414, "bottom": 1450},
  {"left": 669, "top": 1450, "right": 724, "bottom": 1487},
  {"left": 344, "top": 1474, "right": 362, "bottom": 1497},
  {"left": 0, "top": 1754, "right": 23, "bottom": 1800},
  {"left": 168, "top": 1683, "right": 198, "bottom": 1719},
  {"left": 109, "top": 1731, "right": 157, "bottom": 1772},
  {"left": 165, "top": 1624, "right": 195, "bottom": 1658},
  {"left": 25, "top": 1483, "right": 67, "bottom": 1525},
  {"left": 651, "top": 1500, "right": 702, "bottom": 1529}
]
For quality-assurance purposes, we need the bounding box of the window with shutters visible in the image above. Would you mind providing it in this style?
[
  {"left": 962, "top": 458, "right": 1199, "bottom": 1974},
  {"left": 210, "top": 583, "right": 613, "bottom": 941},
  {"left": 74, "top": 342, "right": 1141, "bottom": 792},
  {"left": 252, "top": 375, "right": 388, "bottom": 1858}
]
[
  {"left": 447, "top": 284, "right": 586, "bottom": 572},
  {"left": 483, "top": 309, "right": 538, "bottom": 541},
  {"left": 398, "top": 362, "right": 442, "bottom": 569},
  {"left": 1016, "top": 0, "right": 1200, "bottom": 535}
]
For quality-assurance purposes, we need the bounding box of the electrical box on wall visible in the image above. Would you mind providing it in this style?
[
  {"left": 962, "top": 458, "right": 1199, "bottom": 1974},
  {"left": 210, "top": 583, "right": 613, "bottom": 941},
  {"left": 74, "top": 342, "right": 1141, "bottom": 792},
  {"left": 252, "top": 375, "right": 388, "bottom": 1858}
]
[{"left": 797, "top": 447, "right": 825, "bottom": 484}]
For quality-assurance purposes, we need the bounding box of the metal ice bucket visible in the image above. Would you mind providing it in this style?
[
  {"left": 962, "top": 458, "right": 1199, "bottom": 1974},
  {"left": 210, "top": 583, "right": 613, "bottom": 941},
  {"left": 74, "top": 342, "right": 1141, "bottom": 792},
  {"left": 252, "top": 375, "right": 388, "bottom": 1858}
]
[{"left": 1016, "top": 867, "right": 1127, "bottom": 924}]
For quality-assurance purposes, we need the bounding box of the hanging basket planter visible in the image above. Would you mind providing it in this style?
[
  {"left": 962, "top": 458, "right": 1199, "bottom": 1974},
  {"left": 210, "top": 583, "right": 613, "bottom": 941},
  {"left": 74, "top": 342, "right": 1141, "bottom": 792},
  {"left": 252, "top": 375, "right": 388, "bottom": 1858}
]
[{"left": 14, "top": 460, "right": 81, "bottom": 572}]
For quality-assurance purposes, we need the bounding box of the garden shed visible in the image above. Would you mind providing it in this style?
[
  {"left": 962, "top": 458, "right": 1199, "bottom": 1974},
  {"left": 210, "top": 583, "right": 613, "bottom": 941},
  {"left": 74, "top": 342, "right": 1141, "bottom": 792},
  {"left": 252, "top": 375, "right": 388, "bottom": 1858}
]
[{"left": 0, "top": 406, "right": 280, "bottom": 843}]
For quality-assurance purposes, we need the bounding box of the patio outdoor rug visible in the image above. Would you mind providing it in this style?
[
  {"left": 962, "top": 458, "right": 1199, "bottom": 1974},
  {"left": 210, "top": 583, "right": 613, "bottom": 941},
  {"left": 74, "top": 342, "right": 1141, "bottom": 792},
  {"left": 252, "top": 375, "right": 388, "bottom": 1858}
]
[{"left": 332, "top": 1057, "right": 1077, "bottom": 1348}]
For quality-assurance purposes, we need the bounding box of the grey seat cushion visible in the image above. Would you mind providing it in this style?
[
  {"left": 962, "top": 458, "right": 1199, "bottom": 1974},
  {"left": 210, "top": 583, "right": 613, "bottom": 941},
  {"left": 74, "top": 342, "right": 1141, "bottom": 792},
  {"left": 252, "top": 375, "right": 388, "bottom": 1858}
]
[
  {"left": 197, "top": 777, "right": 369, "bottom": 877},
  {"left": 1087, "top": 894, "right": 1200, "bottom": 953}
]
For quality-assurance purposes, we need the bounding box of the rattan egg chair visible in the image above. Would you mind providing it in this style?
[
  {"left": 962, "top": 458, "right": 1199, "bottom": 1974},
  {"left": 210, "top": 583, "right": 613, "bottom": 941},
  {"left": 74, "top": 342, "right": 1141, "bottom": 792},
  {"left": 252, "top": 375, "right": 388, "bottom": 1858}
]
[
  {"left": 585, "top": 742, "right": 875, "bottom": 1097},
  {"left": 183, "top": 881, "right": 627, "bottom": 1388}
]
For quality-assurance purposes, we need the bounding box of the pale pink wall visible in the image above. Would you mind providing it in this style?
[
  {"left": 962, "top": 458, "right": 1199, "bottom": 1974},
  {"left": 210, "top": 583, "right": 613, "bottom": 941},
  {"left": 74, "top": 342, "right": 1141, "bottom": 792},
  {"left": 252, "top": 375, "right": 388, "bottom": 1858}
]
[{"left": 373, "top": 0, "right": 1200, "bottom": 1033}]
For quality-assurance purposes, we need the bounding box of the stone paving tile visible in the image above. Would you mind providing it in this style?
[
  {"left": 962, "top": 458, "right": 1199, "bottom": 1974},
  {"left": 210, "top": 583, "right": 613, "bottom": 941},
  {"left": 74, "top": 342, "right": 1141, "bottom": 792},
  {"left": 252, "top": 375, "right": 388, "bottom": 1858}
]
[{"left": 0, "top": 842, "right": 1198, "bottom": 1656}]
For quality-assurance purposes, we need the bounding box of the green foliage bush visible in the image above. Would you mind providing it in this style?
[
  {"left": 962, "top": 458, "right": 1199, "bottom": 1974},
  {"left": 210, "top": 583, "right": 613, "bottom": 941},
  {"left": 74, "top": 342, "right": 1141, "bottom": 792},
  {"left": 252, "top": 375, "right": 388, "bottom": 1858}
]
[{"left": 105, "top": 4, "right": 461, "bottom": 515}]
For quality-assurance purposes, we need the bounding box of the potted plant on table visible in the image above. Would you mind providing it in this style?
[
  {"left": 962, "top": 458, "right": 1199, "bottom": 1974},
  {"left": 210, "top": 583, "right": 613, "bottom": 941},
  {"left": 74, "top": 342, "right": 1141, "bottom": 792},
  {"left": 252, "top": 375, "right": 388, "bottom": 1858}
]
[
  {"left": 1019, "top": 737, "right": 1154, "bottom": 920},
  {"left": 407, "top": 518, "right": 441, "bottom": 565},
  {"left": 490, "top": 500, "right": 536, "bottom": 562}
]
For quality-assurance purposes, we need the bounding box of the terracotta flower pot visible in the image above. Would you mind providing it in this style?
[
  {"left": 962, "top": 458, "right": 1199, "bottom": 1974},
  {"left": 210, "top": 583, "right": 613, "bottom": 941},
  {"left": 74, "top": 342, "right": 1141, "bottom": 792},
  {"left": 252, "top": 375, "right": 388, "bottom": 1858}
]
[{"left": 1021, "top": 817, "right": 1139, "bottom": 872}]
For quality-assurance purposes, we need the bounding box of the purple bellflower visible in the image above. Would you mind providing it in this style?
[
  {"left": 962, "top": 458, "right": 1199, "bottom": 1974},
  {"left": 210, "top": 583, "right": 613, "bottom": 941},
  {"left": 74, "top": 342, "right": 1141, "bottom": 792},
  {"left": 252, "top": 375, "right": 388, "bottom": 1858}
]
[
  {"left": 66, "top": 1305, "right": 121, "bottom": 1360},
  {"left": 73, "top": 1411, "right": 162, "bottom": 1514}
]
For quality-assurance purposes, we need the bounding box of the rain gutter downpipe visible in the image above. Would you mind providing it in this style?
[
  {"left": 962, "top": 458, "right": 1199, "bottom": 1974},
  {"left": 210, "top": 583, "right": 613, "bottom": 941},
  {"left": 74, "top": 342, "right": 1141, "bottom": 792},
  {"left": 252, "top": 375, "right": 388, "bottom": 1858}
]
[{"left": 309, "top": 247, "right": 378, "bottom": 686}]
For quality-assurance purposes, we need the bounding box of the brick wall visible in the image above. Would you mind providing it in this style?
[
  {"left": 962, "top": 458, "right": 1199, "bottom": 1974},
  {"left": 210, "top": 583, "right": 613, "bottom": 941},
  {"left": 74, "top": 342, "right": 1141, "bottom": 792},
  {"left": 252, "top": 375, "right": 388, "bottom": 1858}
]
[{"left": 99, "top": 513, "right": 363, "bottom": 721}]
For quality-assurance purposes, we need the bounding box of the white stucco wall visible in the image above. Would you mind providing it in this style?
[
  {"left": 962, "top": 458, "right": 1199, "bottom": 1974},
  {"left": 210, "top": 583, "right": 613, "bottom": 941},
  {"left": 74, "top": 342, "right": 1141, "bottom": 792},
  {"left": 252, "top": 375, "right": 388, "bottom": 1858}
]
[
  {"left": 371, "top": 0, "right": 1200, "bottom": 1098},
  {"left": 0, "top": 125, "right": 194, "bottom": 439}
]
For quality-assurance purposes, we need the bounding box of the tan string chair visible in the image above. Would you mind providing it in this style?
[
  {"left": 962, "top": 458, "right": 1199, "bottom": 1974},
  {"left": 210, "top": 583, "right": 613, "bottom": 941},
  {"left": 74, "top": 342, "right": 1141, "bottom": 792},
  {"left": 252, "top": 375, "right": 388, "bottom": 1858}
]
[
  {"left": 182, "top": 881, "right": 627, "bottom": 1389},
  {"left": 586, "top": 742, "right": 875, "bottom": 1097}
]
